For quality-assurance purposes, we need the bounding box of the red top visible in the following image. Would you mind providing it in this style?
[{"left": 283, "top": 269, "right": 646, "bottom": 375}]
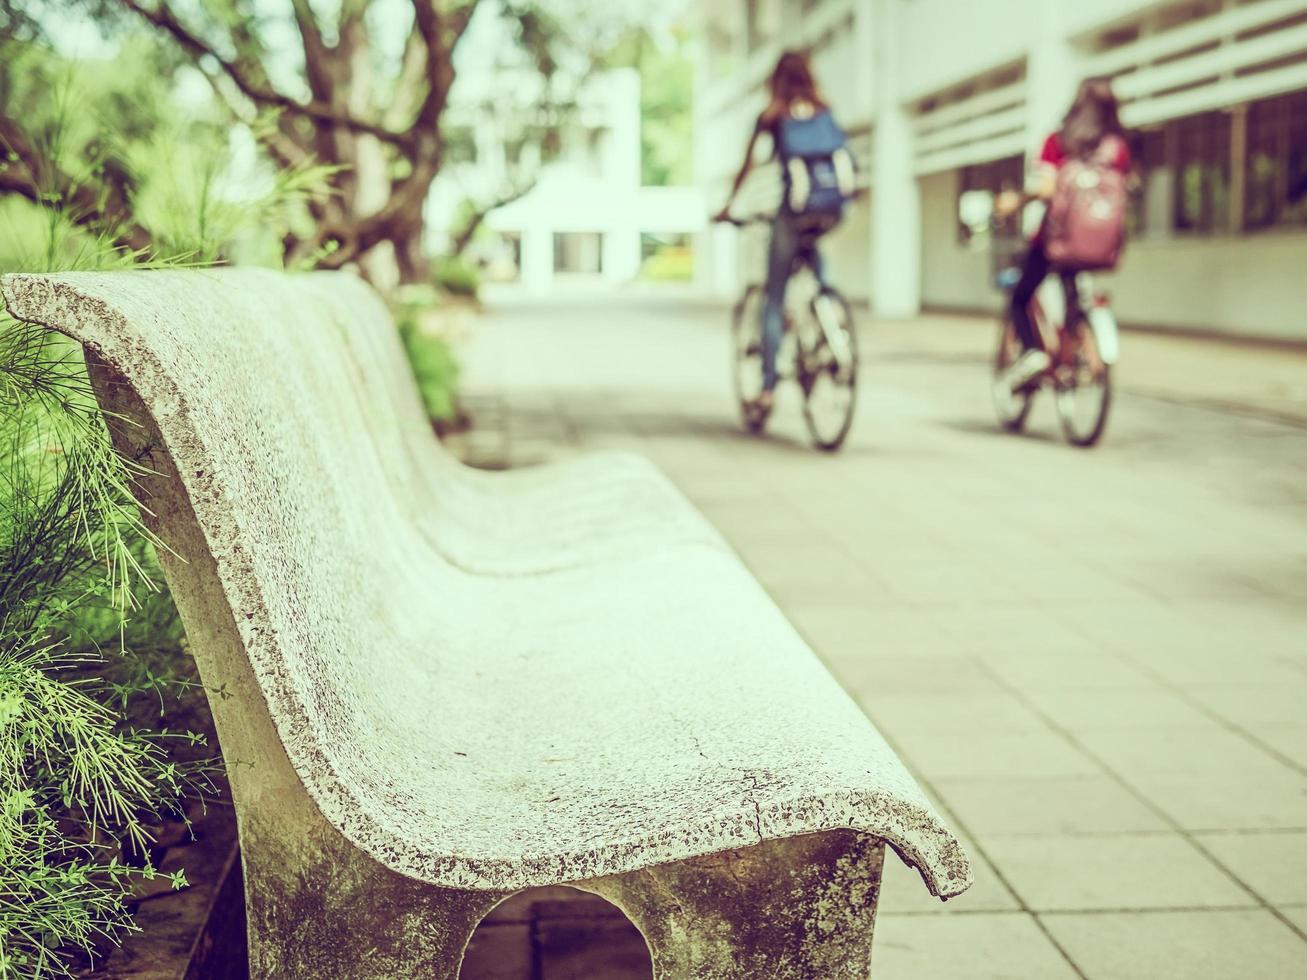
[{"left": 1038, "top": 132, "right": 1131, "bottom": 172}]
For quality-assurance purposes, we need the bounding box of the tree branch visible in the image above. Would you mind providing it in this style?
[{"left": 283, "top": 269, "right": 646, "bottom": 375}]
[
  {"left": 289, "top": 0, "right": 335, "bottom": 104},
  {"left": 449, "top": 178, "right": 537, "bottom": 257},
  {"left": 116, "top": 0, "right": 414, "bottom": 151},
  {"left": 0, "top": 118, "right": 152, "bottom": 253}
]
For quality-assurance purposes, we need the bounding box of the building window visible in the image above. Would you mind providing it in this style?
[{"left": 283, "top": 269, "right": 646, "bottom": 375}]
[
  {"left": 1245, "top": 90, "right": 1307, "bottom": 231},
  {"left": 553, "top": 232, "right": 603, "bottom": 275},
  {"left": 1172, "top": 110, "right": 1231, "bottom": 234},
  {"left": 956, "top": 154, "right": 1023, "bottom": 245}
]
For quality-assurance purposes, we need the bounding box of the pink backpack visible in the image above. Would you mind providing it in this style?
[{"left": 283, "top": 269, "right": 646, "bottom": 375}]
[{"left": 1044, "top": 135, "right": 1129, "bottom": 271}]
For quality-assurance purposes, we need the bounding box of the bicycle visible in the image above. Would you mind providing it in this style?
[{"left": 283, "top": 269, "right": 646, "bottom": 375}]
[
  {"left": 722, "top": 215, "right": 858, "bottom": 452},
  {"left": 991, "top": 224, "right": 1118, "bottom": 448}
]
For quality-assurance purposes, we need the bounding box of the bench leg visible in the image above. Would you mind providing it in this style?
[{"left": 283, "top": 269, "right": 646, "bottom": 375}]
[
  {"left": 240, "top": 816, "right": 510, "bottom": 978},
  {"left": 580, "top": 830, "right": 884, "bottom": 980},
  {"left": 83, "top": 363, "right": 513, "bottom": 978}
]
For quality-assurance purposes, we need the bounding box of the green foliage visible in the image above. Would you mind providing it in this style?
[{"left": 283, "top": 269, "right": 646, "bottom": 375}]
[
  {"left": 432, "top": 255, "right": 481, "bottom": 299},
  {"left": 639, "top": 244, "right": 693, "bottom": 282},
  {"left": 607, "top": 27, "right": 694, "bottom": 187},
  {"left": 392, "top": 287, "right": 462, "bottom": 426},
  {"left": 0, "top": 21, "right": 323, "bottom": 980}
]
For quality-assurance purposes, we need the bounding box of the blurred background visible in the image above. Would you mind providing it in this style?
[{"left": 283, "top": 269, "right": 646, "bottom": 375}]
[{"left": 2, "top": 2, "right": 1306, "bottom": 979}]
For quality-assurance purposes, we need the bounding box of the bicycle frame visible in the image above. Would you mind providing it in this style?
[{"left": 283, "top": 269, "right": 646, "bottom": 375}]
[{"left": 1028, "top": 272, "right": 1120, "bottom": 366}]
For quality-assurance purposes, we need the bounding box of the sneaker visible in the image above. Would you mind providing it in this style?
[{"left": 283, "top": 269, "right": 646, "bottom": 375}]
[{"left": 1007, "top": 349, "right": 1051, "bottom": 391}]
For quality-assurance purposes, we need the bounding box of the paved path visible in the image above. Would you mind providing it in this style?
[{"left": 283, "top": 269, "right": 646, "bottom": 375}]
[{"left": 452, "top": 289, "right": 1307, "bottom": 980}]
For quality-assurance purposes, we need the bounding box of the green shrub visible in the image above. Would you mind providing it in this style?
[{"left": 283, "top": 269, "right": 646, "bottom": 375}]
[
  {"left": 0, "top": 32, "right": 325, "bottom": 978},
  {"left": 432, "top": 255, "right": 481, "bottom": 299},
  {"left": 392, "top": 288, "right": 462, "bottom": 426},
  {"left": 639, "top": 244, "right": 694, "bottom": 282}
]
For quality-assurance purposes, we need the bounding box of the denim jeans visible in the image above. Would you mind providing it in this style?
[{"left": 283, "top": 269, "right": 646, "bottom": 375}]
[{"left": 761, "top": 213, "right": 825, "bottom": 392}]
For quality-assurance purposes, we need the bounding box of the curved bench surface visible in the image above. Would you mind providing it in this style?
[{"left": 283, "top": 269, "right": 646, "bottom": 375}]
[
  {"left": 284, "top": 271, "right": 729, "bottom": 575},
  {"left": 2, "top": 270, "right": 972, "bottom": 900}
]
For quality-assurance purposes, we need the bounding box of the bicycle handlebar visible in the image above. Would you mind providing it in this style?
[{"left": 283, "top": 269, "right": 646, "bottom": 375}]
[{"left": 714, "top": 214, "right": 772, "bottom": 228}]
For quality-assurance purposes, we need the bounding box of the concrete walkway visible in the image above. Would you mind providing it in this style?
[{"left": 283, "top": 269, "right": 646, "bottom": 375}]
[{"left": 451, "top": 289, "right": 1307, "bottom": 980}]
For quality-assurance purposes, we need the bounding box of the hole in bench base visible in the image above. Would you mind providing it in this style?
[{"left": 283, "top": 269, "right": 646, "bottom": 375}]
[{"left": 460, "top": 886, "right": 652, "bottom": 980}]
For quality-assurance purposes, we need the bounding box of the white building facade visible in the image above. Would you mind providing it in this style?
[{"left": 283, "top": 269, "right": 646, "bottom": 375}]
[
  {"left": 696, "top": 0, "right": 1307, "bottom": 340},
  {"left": 430, "top": 68, "right": 705, "bottom": 294}
]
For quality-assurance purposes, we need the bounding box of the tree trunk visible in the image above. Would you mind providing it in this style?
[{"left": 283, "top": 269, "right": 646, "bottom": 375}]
[{"left": 394, "top": 226, "right": 429, "bottom": 285}]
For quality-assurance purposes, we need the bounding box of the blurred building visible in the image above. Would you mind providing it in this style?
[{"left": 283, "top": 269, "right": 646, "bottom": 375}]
[
  {"left": 430, "top": 68, "right": 704, "bottom": 293},
  {"left": 696, "top": 0, "right": 1307, "bottom": 340}
]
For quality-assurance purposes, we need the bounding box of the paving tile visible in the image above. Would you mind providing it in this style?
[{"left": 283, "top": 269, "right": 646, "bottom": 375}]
[
  {"left": 933, "top": 775, "right": 1169, "bottom": 836},
  {"left": 862, "top": 691, "right": 1048, "bottom": 737},
  {"left": 877, "top": 557, "right": 1027, "bottom": 603},
  {"left": 784, "top": 604, "right": 965, "bottom": 661},
  {"left": 1076, "top": 728, "right": 1307, "bottom": 829},
  {"left": 538, "top": 916, "right": 652, "bottom": 979},
  {"left": 871, "top": 912, "right": 1080, "bottom": 979},
  {"left": 1126, "top": 770, "right": 1307, "bottom": 832},
  {"left": 980, "top": 652, "right": 1156, "bottom": 690},
  {"left": 1021, "top": 687, "right": 1214, "bottom": 731},
  {"left": 890, "top": 731, "right": 1100, "bottom": 780},
  {"left": 1043, "top": 910, "right": 1307, "bottom": 980},
  {"left": 1281, "top": 906, "right": 1307, "bottom": 936},
  {"left": 836, "top": 655, "right": 1006, "bottom": 698},
  {"left": 933, "top": 607, "right": 1110, "bottom": 659},
  {"left": 1243, "top": 725, "right": 1307, "bottom": 769},
  {"left": 1187, "top": 684, "right": 1307, "bottom": 727},
  {"left": 1075, "top": 725, "right": 1290, "bottom": 778},
  {"left": 461, "top": 922, "right": 533, "bottom": 980},
  {"left": 1194, "top": 831, "right": 1307, "bottom": 905},
  {"left": 981, "top": 834, "right": 1250, "bottom": 912}
]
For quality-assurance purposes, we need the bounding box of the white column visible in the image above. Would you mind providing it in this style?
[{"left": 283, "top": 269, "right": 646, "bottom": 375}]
[
  {"left": 1024, "top": 3, "right": 1084, "bottom": 159},
  {"left": 869, "top": 0, "right": 921, "bottom": 318},
  {"left": 711, "top": 223, "right": 740, "bottom": 298},
  {"left": 603, "top": 227, "right": 642, "bottom": 284}
]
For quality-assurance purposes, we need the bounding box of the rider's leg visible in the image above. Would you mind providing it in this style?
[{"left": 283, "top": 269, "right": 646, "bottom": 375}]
[
  {"left": 810, "top": 239, "right": 828, "bottom": 291},
  {"left": 1010, "top": 245, "right": 1050, "bottom": 351},
  {"left": 761, "top": 215, "right": 799, "bottom": 395},
  {"left": 1060, "top": 271, "right": 1082, "bottom": 332}
]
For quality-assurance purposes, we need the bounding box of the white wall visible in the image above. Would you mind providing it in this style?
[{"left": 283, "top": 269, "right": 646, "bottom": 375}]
[
  {"left": 1109, "top": 234, "right": 1307, "bottom": 341},
  {"left": 823, "top": 196, "right": 872, "bottom": 304},
  {"left": 919, "top": 170, "right": 996, "bottom": 313}
]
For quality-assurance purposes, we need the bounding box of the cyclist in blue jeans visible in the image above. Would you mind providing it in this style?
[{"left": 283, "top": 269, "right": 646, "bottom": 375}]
[{"left": 714, "top": 51, "right": 850, "bottom": 414}]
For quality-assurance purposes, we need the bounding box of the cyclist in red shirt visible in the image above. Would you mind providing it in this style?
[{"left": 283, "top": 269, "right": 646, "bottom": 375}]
[{"left": 998, "top": 78, "right": 1130, "bottom": 389}]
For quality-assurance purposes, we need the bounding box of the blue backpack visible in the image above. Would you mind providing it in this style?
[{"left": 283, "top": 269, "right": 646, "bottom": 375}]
[{"left": 777, "top": 109, "right": 855, "bottom": 228}]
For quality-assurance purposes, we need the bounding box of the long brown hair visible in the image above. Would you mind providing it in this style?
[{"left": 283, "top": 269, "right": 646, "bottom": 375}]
[
  {"left": 763, "top": 50, "right": 825, "bottom": 122},
  {"left": 1061, "top": 76, "right": 1124, "bottom": 157}
]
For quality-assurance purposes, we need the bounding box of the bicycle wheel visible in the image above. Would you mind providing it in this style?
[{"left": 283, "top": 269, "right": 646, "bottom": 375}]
[
  {"left": 1055, "top": 325, "right": 1112, "bottom": 447},
  {"left": 992, "top": 316, "right": 1034, "bottom": 432},
  {"left": 799, "top": 288, "right": 858, "bottom": 451},
  {"left": 731, "top": 285, "right": 770, "bottom": 432}
]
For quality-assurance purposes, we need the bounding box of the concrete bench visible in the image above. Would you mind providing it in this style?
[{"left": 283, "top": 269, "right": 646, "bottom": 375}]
[{"left": 3, "top": 269, "right": 971, "bottom": 979}]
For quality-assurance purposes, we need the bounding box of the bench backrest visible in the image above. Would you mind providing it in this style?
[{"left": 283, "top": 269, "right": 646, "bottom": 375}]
[{"left": 3, "top": 269, "right": 467, "bottom": 821}]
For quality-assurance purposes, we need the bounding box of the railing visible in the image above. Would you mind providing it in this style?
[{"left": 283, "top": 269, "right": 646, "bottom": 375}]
[
  {"left": 1086, "top": 0, "right": 1307, "bottom": 126},
  {"left": 912, "top": 78, "right": 1027, "bottom": 176}
]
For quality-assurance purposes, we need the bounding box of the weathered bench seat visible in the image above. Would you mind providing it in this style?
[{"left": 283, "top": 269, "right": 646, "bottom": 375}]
[
  {"left": 309, "top": 271, "right": 730, "bottom": 575},
  {"left": 3, "top": 270, "right": 971, "bottom": 979}
]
